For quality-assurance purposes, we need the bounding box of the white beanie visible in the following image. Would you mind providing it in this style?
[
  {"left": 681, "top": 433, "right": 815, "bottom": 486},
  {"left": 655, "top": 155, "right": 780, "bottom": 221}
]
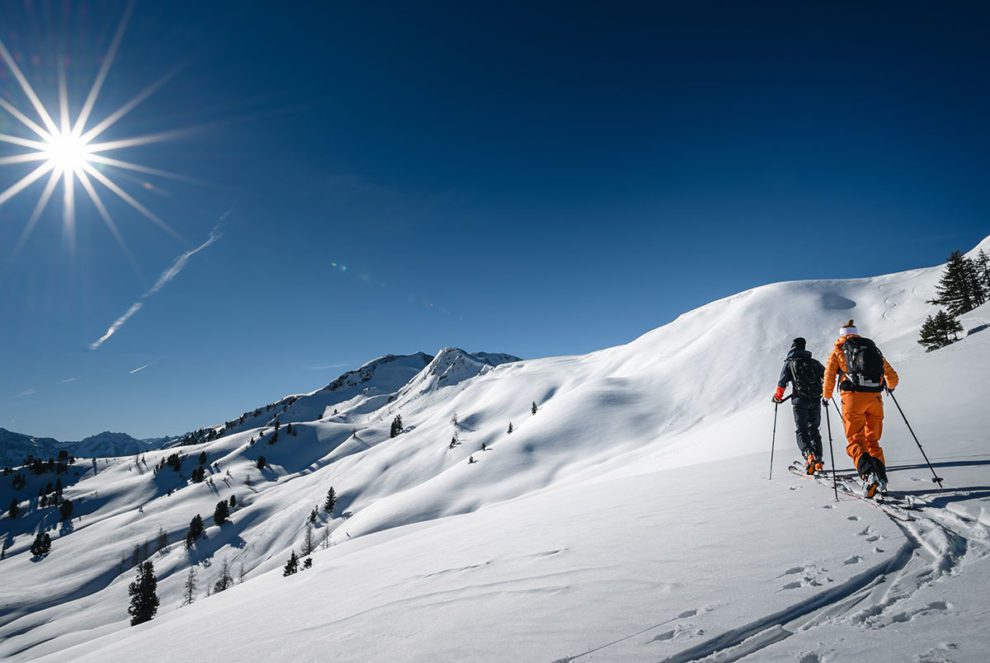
[{"left": 839, "top": 319, "right": 859, "bottom": 336}]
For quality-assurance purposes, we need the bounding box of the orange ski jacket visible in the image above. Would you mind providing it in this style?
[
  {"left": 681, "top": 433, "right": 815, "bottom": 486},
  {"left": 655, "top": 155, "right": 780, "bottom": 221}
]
[{"left": 822, "top": 335, "right": 899, "bottom": 399}]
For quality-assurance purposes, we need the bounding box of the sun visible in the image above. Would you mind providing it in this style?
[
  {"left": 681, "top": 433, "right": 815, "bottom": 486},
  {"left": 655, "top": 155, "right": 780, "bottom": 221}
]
[
  {"left": 0, "top": 5, "right": 187, "bottom": 256},
  {"left": 43, "top": 131, "right": 93, "bottom": 175}
]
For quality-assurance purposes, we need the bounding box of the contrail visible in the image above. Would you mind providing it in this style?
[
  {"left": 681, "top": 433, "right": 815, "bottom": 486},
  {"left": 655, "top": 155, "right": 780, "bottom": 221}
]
[
  {"left": 129, "top": 359, "right": 159, "bottom": 374},
  {"left": 90, "top": 220, "right": 223, "bottom": 350},
  {"left": 91, "top": 302, "right": 143, "bottom": 350}
]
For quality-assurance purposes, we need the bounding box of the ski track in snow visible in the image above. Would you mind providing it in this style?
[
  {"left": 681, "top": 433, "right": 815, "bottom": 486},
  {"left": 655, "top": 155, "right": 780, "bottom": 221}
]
[{"left": 649, "top": 475, "right": 986, "bottom": 663}]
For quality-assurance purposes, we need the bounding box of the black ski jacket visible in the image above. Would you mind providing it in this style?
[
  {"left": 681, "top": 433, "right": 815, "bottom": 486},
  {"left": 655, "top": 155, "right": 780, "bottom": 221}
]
[{"left": 777, "top": 348, "right": 825, "bottom": 404}]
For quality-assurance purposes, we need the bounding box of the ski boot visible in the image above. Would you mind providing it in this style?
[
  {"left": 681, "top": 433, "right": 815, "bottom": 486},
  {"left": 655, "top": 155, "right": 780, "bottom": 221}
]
[
  {"left": 804, "top": 453, "right": 818, "bottom": 476},
  {"left": 862, "top": 472, "right": 880, "bottom": 499},
  {"left": 872, "top": 457, "right": 889, "bottom": 497}
]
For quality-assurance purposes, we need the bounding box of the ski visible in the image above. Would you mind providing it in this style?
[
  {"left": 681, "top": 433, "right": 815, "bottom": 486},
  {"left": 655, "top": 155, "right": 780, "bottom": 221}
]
[{"left": 787, "top": 463, "right": 916, "bottom": 522}]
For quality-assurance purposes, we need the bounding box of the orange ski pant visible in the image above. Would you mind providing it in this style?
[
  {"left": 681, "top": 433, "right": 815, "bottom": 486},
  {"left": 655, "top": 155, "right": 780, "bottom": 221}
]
[{"left": 839, "top": 391, "right": 886, "bottom": 470}]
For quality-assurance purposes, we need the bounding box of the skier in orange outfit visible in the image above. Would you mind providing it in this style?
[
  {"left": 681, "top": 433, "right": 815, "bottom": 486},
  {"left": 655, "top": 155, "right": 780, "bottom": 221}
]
[{"left": 822, "top": 320, "right": 899, "bottom": 497}]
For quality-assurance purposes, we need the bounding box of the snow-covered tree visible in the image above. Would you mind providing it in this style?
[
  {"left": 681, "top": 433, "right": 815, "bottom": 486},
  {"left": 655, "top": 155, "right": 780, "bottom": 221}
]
[{"left": 323, "top": 486, "right": 337, "bottom": 514}]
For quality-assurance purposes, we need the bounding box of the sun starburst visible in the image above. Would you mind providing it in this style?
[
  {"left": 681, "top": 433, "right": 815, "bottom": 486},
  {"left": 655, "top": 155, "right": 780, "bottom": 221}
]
[{"left": 0, "top": 5, "right": 186, "bottom": 256}]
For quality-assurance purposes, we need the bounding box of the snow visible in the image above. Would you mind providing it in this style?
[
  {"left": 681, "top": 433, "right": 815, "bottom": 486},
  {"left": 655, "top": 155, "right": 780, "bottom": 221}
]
[{"left": 2, "top": 239, "right": 990, "bottom": 662}]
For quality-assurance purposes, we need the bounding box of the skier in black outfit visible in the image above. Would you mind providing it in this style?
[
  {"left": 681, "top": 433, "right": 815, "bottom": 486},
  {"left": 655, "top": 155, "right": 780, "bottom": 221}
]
[{"left": 772, "top": 337, "right": 825, "bottom": 474}]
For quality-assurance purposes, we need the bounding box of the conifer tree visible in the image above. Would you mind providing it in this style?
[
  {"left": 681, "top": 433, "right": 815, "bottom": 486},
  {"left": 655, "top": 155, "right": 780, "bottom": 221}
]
[
  {"left": 323, "top": 487, "right": 337, "bottom": 513},
  {"left": 309, "top": 508, "right": 318, "bottom": 525},
  {"left": 303, "top": 557, "right": 313, "bottom": 570},
  {"left": 185, "top": 514, "right": 204, "bottom": 549},
  {"left": 214, "top": 500, "right": 230, "bottom": 526},
  {"left": 213, "top": 558, "right": 233, "bottom": 593},
  {"left": 531, "top": 401, "right": 538, "bottom": 415},
  {"left": 507, "top": 422, "right": 514, "bottom": 435},
  {"left": 390, "top": 415, "right": 403, "bottom": 438},
  {"left": 182, "top": 566, "right": 197, "bottom": 605},
  {"left": 128, "top": 561, "right": 159, "bottom": 625},
  {"left": 30, "top": 533, "right": 52, "bottom": 556},
  {"left": 156, "top": 527, "right": 168, "bottom": 554},
  {"left": 918, "top": 310, "right": 964, "bottom": 352},
  {"left": 229, "top": 494, "right": 237, "bottom": 508},
  {"left": 198, "top": 451, "right": 207, "bottom": 465},
  {"left": 929, "top": 251, "right": 985, "bottom": 315},
  {"left": 303, "top": 524, "right": 314, "bottom": 556},
  {"left": 59, "top": 498, "right": 74, "bottom": 521},
  {"left": 283, "top": 549, "right": 299, "bottom": 576},
  {"left": 256, "top": 456, "right": 267, "bottom": 469},
  {"left": 976, "top": 249, "right": 990, "bottom": 290},
  {"left": 7, "top": 498, "right": 19, "bottom": 519}
]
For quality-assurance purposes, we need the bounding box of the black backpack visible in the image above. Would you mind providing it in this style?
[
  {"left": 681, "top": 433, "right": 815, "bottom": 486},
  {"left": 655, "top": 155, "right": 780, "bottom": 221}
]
[
  {"left": 789, "top": 356, "right": 823, "bottom": 398},
  {"left": 841, "top": 337, "right": 885, "bottom": 392}
]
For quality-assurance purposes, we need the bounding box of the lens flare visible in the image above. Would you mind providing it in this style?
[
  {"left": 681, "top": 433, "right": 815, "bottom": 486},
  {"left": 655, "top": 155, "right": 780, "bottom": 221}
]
[{"left": 0, "top": 5, "right": 187, "bottom": 256}]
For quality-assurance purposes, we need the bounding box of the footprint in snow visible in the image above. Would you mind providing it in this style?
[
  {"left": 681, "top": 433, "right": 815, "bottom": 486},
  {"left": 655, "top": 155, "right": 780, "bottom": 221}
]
[
  {"left": 847, "top": 515, "right": 861, "bottom": 521},
  {"left": 651, "top": 624, "right": 705, "bottom": 642},
  {"left": 916, "top": 643, "right": 958, "bottom": 662},
  {"left": 844, "top": 555, "right": 863, "bottom": 565}
]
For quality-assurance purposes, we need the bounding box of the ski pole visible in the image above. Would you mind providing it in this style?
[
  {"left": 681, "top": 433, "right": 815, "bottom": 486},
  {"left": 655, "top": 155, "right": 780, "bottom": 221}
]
[
  {"left": 769, "top": 402, "right": 778, "bottom": 480},
  {"left": 824, "top": 402, "right": 838, "bottom": 502},
  {"left": 886, "top": 389, "right": 944, "bottom": 488},
  {"left": 768, "top": 395, "right": 792, "bottom": 480}
]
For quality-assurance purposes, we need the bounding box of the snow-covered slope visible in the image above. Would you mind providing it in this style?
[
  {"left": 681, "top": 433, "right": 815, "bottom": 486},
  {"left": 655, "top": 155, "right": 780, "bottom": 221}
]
[
  {"left": 2, "top": 236, "right": 989, "bottom": 662},
  {"left": 188, "top": 352, "right": 437, "bottom": 441}
]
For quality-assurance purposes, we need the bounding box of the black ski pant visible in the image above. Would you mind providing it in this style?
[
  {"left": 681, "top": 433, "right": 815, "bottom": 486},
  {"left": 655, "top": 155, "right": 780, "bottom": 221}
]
[{"left": 791, "top": 397, "right": 823, "bottom": 459}]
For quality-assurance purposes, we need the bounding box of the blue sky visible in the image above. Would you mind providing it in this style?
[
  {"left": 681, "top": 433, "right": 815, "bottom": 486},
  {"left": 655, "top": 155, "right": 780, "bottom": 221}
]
[{"left": 1, "top": 1, "right": 988, "bottom": 439}]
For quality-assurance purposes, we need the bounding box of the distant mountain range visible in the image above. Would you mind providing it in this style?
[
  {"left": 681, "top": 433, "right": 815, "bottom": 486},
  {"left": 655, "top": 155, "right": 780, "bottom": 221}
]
[{"left": 0, "top": 428, "right": 173, "bottom": 467}]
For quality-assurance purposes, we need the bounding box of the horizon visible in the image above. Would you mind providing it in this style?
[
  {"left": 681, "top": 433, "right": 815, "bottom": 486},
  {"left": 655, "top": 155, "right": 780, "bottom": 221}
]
[{"left": 2, "top": 1, "right": 989, "bottom": 439}]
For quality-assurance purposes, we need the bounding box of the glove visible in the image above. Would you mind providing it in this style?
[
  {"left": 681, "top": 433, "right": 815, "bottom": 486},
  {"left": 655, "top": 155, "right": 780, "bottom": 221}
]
[
  {"left": 772, "top": 396, "right": 783, "bottom": 404},
  {"left": 885, "top": 387, "right": 894, "bottom": 394},
  {"left": 822, "top": 398, "right": 829, "bottom": 407}
]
